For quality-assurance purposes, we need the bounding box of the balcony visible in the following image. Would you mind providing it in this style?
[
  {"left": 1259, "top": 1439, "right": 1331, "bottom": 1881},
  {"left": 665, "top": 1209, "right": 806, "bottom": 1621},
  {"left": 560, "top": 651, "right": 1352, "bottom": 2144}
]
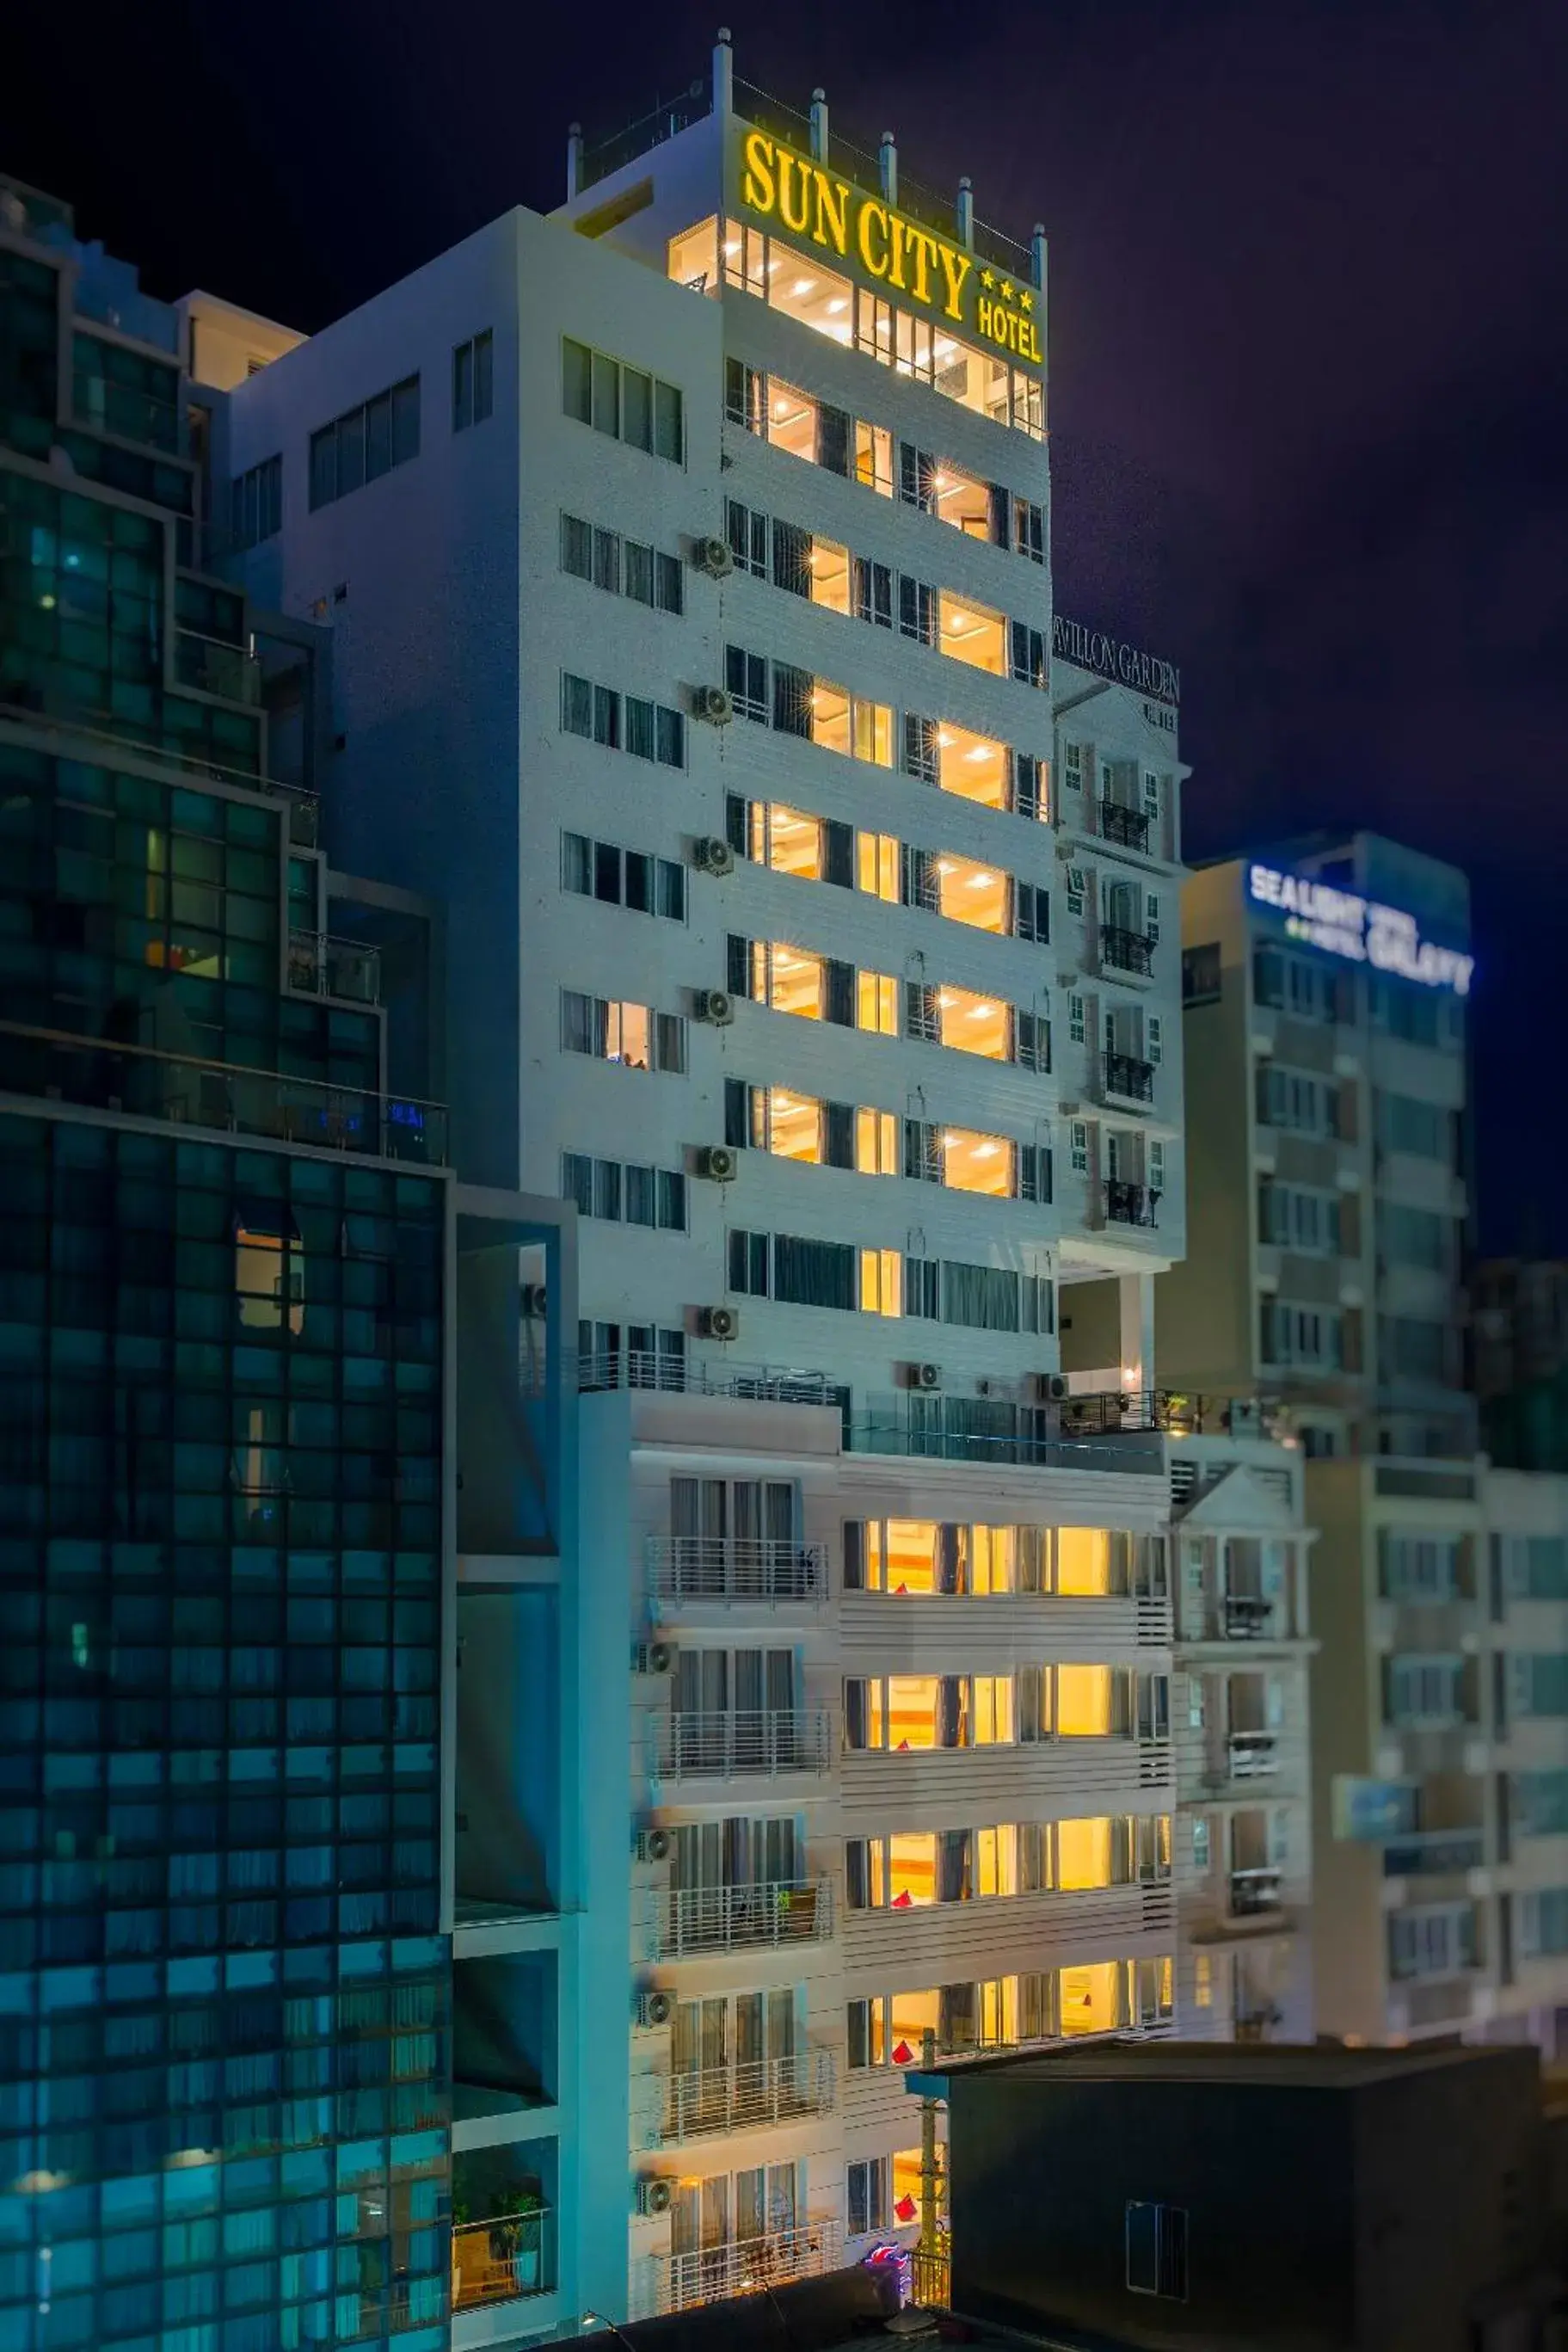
[
  {"left": 287, "top": 929, "right": 382, "bottom": 1005},
  {"left": 1103, "top": 1050, "right": 1156, "bottom": 1104},
  {"left": 1098, "top": 801, "right": 1152, "bottom": 853},
  {"left": 651, "top": 2052, "right": 835, "bottom": 2146},
  {"left": 451, "top": 2211, "right": 554, "bottom": 2313},
  {"left": 1100, "top": 923, "right": 1154, "bottom": 976},
  {"left": 1383, "top": 1830, "right": 1485, "bottom": 1877},
  {"left": 648, "top": 2222, "right": 841, "bottom": 2318},
  {"left": 646, "top": 1535, "right": 829, "bottom": 1608},
  {"left": 650, "top": 1709, "right": 832, "bottom": 1783},
  {"left": 1222, "top": 1593, "right": 1276, "bottom": 1641},
  {"left": 1104, "top": 1179, "right": 1160, "bottom": 1228},
  {"left": 1228, "top": 1867, "right": 1283, "bottom": 1918},
  {"left": 648, "top": 1877, "right": 833, "bottom": 1961},
  {"left": 0, "top": 1018, "right": 447, "bottom": 1166},
  {"left": 580, "top": 1350, "right": 835, "bottom": 1403},
  {"left": 1226, "top": 1729, "right": 1279, "bottom": 1779}
]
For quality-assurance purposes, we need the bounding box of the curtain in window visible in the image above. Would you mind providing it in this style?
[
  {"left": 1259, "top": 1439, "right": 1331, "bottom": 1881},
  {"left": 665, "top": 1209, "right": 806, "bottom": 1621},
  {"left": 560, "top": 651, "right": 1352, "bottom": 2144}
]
[
  {"left": 939, "top": 1979, "right": 977, "bottom": 2050},
  {"left": 937, "top": 1524, "right": 962, "bottom": 1595},
  {"left": 772, "top": 663, "right": 813, "bottom": 736},
  {"left": 937, "top": 1831, "right": 971, "bottom": 1905},
  {"left": 937, "top": 1676, "right": 968, "bottom": 1749},
  {"left": 772, "top": 521, "right": 811, "bottom": 599},
  {"left": 816, "top": 402, "right": 850, "bottom": 475},
  {"left": 1017, "top": 1665, "right": 1044, "bottom": 1742}
]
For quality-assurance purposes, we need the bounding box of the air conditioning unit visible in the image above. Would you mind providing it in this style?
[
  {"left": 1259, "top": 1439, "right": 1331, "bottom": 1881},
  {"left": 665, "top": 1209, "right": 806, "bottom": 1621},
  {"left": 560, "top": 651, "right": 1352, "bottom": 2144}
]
[
  {"left": 637, "top": 1989, "right": 674, "bottom": 2029},
  {"left": 698, "top": 1304, "right": 740, "bottom": 1342},
  {"left": 520, "top": 1282, "right": 548, "bottom": 1318},
  {"left": 694, "top": 988, "right": 735, "bottom": 1026},
  {"left": 693, "top": 834, "right": 735, "bottom": 877},
  {"left": 695, "top": 683, "right": 735, "bottom": 725},
  {"left": 636, "top": 2175, "right": 674, "bottom": 2214},
  {"left": 1033, "top": 1371, "right": 1071, "bottom": 1402},
  {"left": 634, "top": 1641, "right": 673, "bottom": 1676},
  {"left": 695, "top": 1144, "right": 737, "bottom": 1183},
  {"left": 636, "top": 1827, "right": 673, "bottom": 1864},
  {"left": 910, "top": 1361, "right": 943, "bottom": 1391},
  {"left": 694, "top": 535, "right": 734, "bottom": 580}
]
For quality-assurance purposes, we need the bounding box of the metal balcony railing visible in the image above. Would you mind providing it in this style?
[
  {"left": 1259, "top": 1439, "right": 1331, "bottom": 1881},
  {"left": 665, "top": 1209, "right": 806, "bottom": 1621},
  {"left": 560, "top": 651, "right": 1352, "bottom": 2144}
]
[
  {"left": 1100, "top": 923, "right": 1154, "bottom": 976},
  {"left": 1098, "top": 801, "right": 1152, "bottom": 853},
  {"left": 451, "top": 2211, "right": 553, "bottom": 2310},
  {"left": 579, "top": 1350, "right": 835, "bottom": 1403},
  {"left": 0, "top": 1018, "right": 446, "bottom": 1165},
  {"left": 656, "top": 2051, "right": 835, "bottom": 2145},
  {"left": 1382, "top": 1829, "right": 1486, "bottom": 1877},
  {"left": 1104, "top": 1179, "right": 1160, "bottom": 1228},
  {"left": 649, "top": 1877, "right": 833, "bottom": 1961},
  {"left": 1227, "top": 1729, "right": 1280, "bottom": 1778},
  {"left": 287, "top": 929, "right": 382, "bottom": 1005},
  {"left": 1228, "top": 1867, "right": 1283, "bottom": 1917},
  {"left": 175, "top": 629, "right": 261, "bottom": 705},
  {"left": 1103, "top": 1050, "right": 1156, "bottom": 1103},
  {"left": 646, "top": 1536, "right": 829, "bottom": 1606},
  {"left": 1223, "top": 1593, "right": 1276, "bottom": 1640},
  {"left": 650, "top": 2221, "right": 841, "bottom": 2316},
  {"left": 651, "top": 1709, "right": 832, "bottom": 1782}
]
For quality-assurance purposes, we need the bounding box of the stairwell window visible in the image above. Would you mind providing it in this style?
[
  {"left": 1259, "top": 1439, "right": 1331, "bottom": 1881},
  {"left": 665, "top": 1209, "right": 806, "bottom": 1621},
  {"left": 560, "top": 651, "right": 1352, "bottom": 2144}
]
[
  {"left": 562, "top": 336, "right": 683, "bottom": 461},
  {"left": 452, "top": 330, "right": 493, "bottom": 430}
]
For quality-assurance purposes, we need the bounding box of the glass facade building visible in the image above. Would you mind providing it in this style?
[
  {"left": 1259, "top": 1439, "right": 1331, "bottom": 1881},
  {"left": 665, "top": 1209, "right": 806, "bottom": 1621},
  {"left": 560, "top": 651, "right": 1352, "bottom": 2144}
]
[{"left": 0, "top": 176, "right": 452, "bottom": 2352}]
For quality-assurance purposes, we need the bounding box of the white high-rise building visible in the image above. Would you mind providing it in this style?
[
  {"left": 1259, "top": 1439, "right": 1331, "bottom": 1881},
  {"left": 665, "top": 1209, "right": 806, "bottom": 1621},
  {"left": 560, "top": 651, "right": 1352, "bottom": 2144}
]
[{"left": 188, "top": 39, "right": 1276, "bottom": 2336}]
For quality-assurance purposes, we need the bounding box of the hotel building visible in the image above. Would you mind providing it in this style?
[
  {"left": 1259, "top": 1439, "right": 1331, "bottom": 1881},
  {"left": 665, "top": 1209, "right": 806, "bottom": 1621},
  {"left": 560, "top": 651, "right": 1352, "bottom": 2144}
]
[{"left": 185, "top": 34, "right": 1235, "bottom": 2332}]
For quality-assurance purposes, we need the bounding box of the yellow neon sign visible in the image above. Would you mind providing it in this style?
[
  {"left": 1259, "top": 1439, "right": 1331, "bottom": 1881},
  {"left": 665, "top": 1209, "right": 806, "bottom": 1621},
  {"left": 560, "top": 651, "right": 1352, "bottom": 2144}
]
[{"left": 734, "top": 127, "right": 1043, "bottom": 371}]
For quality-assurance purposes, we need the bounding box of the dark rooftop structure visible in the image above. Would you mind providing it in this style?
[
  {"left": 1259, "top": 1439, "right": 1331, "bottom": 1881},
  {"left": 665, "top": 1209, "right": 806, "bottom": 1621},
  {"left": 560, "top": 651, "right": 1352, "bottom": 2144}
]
[{"left": 911, "top": 2037, "right": 1558, "bottom": 2352}]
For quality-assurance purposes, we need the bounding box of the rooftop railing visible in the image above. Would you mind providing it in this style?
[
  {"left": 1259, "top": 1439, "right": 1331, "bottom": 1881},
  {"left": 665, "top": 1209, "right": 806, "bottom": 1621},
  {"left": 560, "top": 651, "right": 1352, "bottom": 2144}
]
[
  {"left": 0, "top": 1018, "right": 446, "bottom": 1166},
  {"left": 579, "top": 1350, "right": 835, "bottom": 1404},
  {"left": 578, "top": 81, "right": 711, "bottom": 191}
]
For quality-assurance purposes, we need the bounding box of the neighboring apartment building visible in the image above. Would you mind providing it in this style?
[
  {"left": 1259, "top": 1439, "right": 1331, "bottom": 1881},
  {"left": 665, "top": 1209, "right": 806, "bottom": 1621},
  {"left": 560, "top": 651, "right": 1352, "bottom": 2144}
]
[
  {"left": 198, "top": 37, "right": 1219, "bottom": 2329},
  {"left": 1166, "top": 1431, "right": 1315, "bottom": 2045},
  {"left": 1474, "top": 1259, "right": 1568, "bottom": 1476},
  {"left": 0, "top": 175, "right": 624, "bottom": 2352},
  {"left": 1307, "top": 1456, "right": 1568, "bottom": 2054},
  {"left": 1160, "top": 832, "right": 1474, "bottom": 1463}
]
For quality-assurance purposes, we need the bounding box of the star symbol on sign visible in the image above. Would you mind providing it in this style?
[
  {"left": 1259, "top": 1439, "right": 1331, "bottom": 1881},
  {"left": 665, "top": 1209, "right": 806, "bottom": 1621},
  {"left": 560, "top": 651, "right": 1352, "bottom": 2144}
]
[
  {"left": 1000, "top": 278, "right": 1015, "bottom": 301},
  {"left": 1019, "top": 289, "right": 1034, "bottom": 313},
  {"left": 980, "top": 268, "right": 996, "bottom": 290}
]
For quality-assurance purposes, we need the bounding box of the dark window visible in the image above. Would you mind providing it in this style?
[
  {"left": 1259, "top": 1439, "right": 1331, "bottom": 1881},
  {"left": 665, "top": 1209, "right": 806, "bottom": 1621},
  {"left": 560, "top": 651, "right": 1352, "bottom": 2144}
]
[
  {"left": 1009, "top": 621, "right": 1047, "bottom": 687},
  {"left": 1127, "top": 2201, "right": 1188, "bottom": 2301},
  {"left": 307, "top": 376, "right": 419, "bottom": 508},
  {"left": 1184, "top": 942, "right": 1222, "bottom": 1006},
  {"left": 230, "top": 454, "right": 282, "bottom": 551},
  {"left": 560, "top": 512, "right": 593, "bottom": 580},
  {"left": 452, "top": 330, "right": 493, "bottom": 431}
]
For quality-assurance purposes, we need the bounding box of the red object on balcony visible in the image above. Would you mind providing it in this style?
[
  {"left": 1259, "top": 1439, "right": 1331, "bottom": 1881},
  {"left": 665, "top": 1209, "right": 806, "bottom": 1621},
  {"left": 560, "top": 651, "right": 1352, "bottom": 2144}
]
[
  {"left": 892, "top": 1890, "right": 912, "bottom": 1908},
  {"left": 892, "top": 2040, "right": 914, "bottom": 2064},
  {"left": 895, "top": 2195, "right": 918, "bottom": 2223}
]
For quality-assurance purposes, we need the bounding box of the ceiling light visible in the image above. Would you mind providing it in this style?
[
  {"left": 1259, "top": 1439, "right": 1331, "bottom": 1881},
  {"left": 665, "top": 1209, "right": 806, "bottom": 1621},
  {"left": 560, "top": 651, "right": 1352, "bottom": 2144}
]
[
  {"left": 723, "top": 238, "right": 741, "bottom": 256},
  {"left": 963, "top": 744, "right": 991, "bottom": 762},
  {"left": 966, "top": 1001, "right": 996, "bottom": 1019},
  {"left": 973, "top": 1142, "right": 999, "bottom": 1159},
  {"left": 791, "top": 277, "right": 815, "bottom": 297},
  {"left": 968, "top": 871, "right": 996, "bottom": 888},
  {"left": 938, "top": 860, "right": 956, "bottom": 875},
  {"left": 938, "top": 731, "right": 955, "bottom": 748},
  {"left": 827, "top": 297, "right": 848, "bottom": 314},
  {"left": 938, "top": 992, "right": 957, "bottom": 1009}
]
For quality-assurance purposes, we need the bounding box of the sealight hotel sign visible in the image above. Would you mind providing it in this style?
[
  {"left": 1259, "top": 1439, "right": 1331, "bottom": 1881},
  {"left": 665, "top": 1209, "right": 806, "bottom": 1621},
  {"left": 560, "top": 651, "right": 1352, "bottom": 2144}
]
[
  {"left": 731, "top": 128, "right": 1044, "bottom": 373},
  {"left": 1248, "top": 864, "right": 1474, "bottom": 997}
]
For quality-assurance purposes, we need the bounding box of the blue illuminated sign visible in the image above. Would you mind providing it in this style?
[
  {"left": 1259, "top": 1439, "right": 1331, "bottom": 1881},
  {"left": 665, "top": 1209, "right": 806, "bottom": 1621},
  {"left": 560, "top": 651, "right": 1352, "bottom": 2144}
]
[{"left": 1248, "top": 863, "right": 1473, "bottom": 996}]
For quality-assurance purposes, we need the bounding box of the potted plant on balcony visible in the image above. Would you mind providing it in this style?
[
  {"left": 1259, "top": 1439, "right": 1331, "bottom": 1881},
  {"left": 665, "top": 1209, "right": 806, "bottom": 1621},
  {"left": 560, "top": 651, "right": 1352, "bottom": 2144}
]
[{"left": 488, "top": 2183, "right": 545, "bottom": 2293}]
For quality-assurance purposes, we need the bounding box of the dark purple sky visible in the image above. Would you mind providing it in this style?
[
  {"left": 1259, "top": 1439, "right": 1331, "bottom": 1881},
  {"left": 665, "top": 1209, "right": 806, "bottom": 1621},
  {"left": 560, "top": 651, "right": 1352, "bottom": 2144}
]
[{"left": 8, "top": 0, "right": 1565, "bottom": 1250}]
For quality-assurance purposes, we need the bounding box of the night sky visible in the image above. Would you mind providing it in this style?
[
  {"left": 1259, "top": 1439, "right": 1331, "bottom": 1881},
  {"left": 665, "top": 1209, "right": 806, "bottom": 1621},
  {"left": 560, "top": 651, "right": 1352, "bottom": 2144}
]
[{"left": 8, "top": 1, "right": 1565, "bottom": 1252}]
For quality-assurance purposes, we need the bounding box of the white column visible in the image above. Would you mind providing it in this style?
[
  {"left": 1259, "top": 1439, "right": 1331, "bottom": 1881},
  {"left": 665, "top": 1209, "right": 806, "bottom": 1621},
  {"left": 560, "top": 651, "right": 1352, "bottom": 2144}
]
[
  {"left": 879, "top": 132, "right": 898, "bottom": 206},
  {"left": 1119, "top": 1271, "right": 1155, "bottom": 1394},
  {"left": 809, "top": 89, "right": 828, "bottom": 162},
  {"left": 712, "top": 28, "right": 734, "bottom": 117}
]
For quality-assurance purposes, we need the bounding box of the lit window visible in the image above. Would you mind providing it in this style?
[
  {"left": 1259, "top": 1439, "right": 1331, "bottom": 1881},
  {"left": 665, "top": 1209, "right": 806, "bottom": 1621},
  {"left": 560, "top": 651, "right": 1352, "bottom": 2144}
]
[
  {"left": 809, "top": 538, "right": 852, "bottom": 613},
  {"left": 765, "top": 380, "right": 820, "bottom": 463},
  {"left": 1056, "top": 1529, "right": 1113, "bottom": 1596},
  {"left": 890, "top": 2146, "right": 933, "bottom": 2226},
  {"left": 856, "top": 1108, "right": 899, "bottom": 1174},
  {"left": 936, "top": 986, "right": 1009, "bottom": 1060},
  {"left": 759, "top": 942, "right": 826, "bottom": 1019},
  {"left": 753, "top": 802, "right": 823, "bottom": 878},
  {"left": 938, "top": 594, "right": 1007, "bottom": 674},
  {"left": 886, "top": 1990, "right": 940, "bottom": 2062},
  {"left": 768, "top": 255, "right": 857, "bottom": 345},
  {"left": 810, "top": 681, "right": 893, "bottom": 764},
  {"left": 857, "top": 833, "right": 900, "bottom": 902},
  {"left": 1194, "top": 1953, "right": 1213, "bottom": 2009},
  {"left": 968, "top": 1526, "right": 1017, "bottom": 1594},
  {"left": 1060, "top": 1961, "right": 1122, "bottom": 2035},
  {"left": 976, "top": 1826, "right": 1018, "bottom": 1898},
  {"left": 941, "top": 1126, "right": 1012, "bottom": 1197},
  {"left": 860, "top": 1247, "right": 902, "bottom": 1317},
  {"left": 667, "top": 216, "right": 719, "bottom": 295},
  {"left": 235, "top": 1216, "right": 304, "bottom": 1334},
  {"left": 869, "top": 1519, "right": 939, "bottom": 1592},
  {"left": 937, "top": 855, "right": 1009, "bottom": 934},
  {"left": 856, "top": 419, "right": 893, "bottom": 496},
  {"left": 973, "top": 1676, "right": 1015, "bottom": 1744},
  {"left": 858, "top": 973, "right": 899, "bottom": 1035},
  {"left": 935, "top": 722, "right": 1010, "bottom": 810},
  {"left": 606, "top": 1001, "right": 651, "bottom": 1068},
  {"left": 766, "top": 1089, "right": 822, "bottom": 1162},
  {"left": 1056, "top": 1817, "right": 1114, "bottom": 1891},
  {"left": 885, "top": 1832, "right": 938, "bottom": 1902},
  {"left": 932, "top": 463, "right": 990, "bottom": 536},
  {"left": 1056, "top": 1665, "right": 1114, "bottom": 1736}
]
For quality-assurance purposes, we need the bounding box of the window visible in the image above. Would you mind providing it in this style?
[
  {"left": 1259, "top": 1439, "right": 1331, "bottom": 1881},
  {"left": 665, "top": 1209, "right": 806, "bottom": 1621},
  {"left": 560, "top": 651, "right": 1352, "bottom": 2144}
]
[
  {"left": 1376, "top": 1090, "right": 1453, "bottom": 1161},
  {"left": 727, "top": 1228, "right": 856, "bottom": 1312},
  {"left": 562, "top": 336, "right": 683, "bottom": 461},
  {"left": 308, "top": 376, "right": 419, "bottom": 508},
  {"left": 560, "top": 989, "right": 686, "bottom": 1073},
  {"left": 560, "top": 833, "right": 686, "bottom": 921},
  {"left": 1388, "top": 1903, "right": 1476, "bottom": 1980},
  {"left": 1379, "top": 1203, "right": 1451, "bottom": 1273},
  {"left": 1513, "top": 1771, "right": 1568, "bottom": 1838},
  {"left": 1380, "top": 1315, "right": 1450, "bottom": 1384},
  {"left": 1252, "top": 945, "right": 1338, "bottom": 1022},
  {"left": 723, "top": 643, "right": 891, "bottom": 762},
  {"left": 560, "top": 673, "right": 685, "bottom": 767},
  {"left": 1510, "top": 1655, "right": 1568, "bottom": 1718},
  {"left": 452, "top": 329, "right": 494, "bottom": 430},
  {"left": 939, "top": 595, "right": 1007, "bottom": 675},
  {"left": 1387, "top": 1653, "right": 1464, "bottom": 1727},
  {"left": 1259, "top": 1301, "right": 1342, "bottom": 1369},
  {"left": 229, "top": 454, "right": 281, "bottom": 551},
  {"left": 1255, "top": 1064, "right": 1339, "bottom": 1137},
  {"left": 919, "top": 984, "right": 1012, "bottom": 1062},
  {"left": 1126, "top": 2202, "right": 1188, "bottom": 2301},
  {"left": 860, "top": 1247, "right": 902, "bottom": 1317},
  {"left": 562, "top": 1151, "right": 686, "bottom": 1230},
  {"left": 1518, "top": 1888, "right": 1568, "bottom": 1959},
  {"left": 560, "top": 514, "right": 684, "bottom": 613},
  {"left": 847, "top": 2158, "right": 888, "bottom": 2237},
  {"left": 1380, "top": 1533, "right": 1460, "bottom": 1602},
  {"left": 1500, "top": 1536, "right": 1568, "bottom": 1601},
  {"left": 1257, "top": 1181, "right": 1342, "bottom": 1254},
  {"left": 1183, "top": 941, "right": 1221, "bottom": 1006}
]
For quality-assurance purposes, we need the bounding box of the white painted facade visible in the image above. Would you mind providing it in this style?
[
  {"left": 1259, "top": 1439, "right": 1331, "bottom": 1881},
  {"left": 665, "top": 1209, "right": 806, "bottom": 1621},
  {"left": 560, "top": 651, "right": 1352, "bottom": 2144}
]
[{"left": 194, "top": 39, "right": 1262, "bottom": 2337}]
